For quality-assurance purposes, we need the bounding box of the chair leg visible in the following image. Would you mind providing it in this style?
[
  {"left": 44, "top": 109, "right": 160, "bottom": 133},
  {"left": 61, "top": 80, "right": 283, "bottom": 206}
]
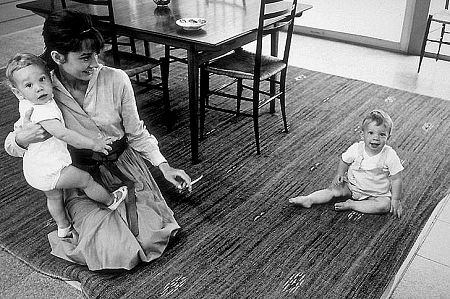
[
  {"left": 280, "top": 73, "right": 288, "bottom": 133},
  {"left": 253, "top": 88, "right": 260, "bottom": 154},
  {"left": 437, "top": 23, "right": 446, "bottom": 61},
  {"left": 269, "top": 75, "right": 276, "bottom": 114},
  {"left": 418, "top": 15, "right": 433, "bottom": 73},
  {"left": 236, "top": 79, "right": 243, "bottom": 115},
  {"left": 200, "top": 67, "right": 209, "bottom": 140}
]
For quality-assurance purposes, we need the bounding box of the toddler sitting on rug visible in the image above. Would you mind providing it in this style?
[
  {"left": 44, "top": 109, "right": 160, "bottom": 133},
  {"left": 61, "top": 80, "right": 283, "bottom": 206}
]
[
  {"left": 289, "top": 109, "right": 403, "bottom": 217},
  {"left": 5, "top": 53, "right": 128, "bottom": 237}
]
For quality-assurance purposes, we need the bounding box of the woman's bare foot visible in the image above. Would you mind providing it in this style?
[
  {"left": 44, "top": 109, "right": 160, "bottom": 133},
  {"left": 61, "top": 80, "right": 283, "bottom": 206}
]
[
  {"left": 289, "top": 196, "right": 313, "bottom": 208},
  {"left": 334, "top": 199, "right": 353, "bottom": 211}
]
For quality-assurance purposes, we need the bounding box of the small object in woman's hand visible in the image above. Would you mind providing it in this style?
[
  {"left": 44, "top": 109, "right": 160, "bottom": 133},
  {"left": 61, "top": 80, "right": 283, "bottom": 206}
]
[
  {"left": 178, "top": 175, "right": 203, "bottom": 194},
  {"left": 190, "top": 175, "right": 203, "bottom": 186}
]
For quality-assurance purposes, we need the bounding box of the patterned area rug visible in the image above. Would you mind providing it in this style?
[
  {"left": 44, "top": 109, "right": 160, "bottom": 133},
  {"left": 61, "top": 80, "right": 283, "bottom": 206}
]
[{"left": 0, "top": 63, "right": 449, "bottom": 299}]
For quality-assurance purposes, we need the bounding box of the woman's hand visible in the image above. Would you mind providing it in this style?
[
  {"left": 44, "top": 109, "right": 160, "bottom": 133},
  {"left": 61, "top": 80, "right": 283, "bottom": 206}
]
[
  {"left": 158, "top": 162, "right": 192, "bottom": 192},
  {"left": 16, "top": 107, "right": 51, "bottom": 148}
]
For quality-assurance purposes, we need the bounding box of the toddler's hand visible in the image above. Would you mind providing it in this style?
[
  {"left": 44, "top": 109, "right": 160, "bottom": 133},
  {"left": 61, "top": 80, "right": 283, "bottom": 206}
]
[
  {"left": 390, "top": 199, "right": 402, "bottom": 218},
  {"left": 92, "top": 136, "right": 112, "bottom": 155}
]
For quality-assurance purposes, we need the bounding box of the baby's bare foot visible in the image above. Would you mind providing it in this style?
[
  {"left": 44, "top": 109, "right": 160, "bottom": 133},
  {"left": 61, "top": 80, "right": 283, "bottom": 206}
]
[
  {"left": 289, "top": 196, "right": 313, "bottom": 208},
  {"left": 334, "top": 199, "right": 353, "bottom": 211}
]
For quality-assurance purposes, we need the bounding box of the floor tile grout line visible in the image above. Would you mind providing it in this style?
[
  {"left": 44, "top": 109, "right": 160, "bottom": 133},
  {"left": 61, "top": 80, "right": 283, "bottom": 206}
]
[{"left": 415, "top": 254, "right": 450, "bottom": 269}]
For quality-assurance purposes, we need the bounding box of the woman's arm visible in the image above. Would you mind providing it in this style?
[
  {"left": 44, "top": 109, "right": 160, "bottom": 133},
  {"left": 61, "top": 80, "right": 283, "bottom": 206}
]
[
  {"left": 4, "top": 108, "right": 51, "bottom": 157},
  {"left": 112, "top": 70, "right": 191, "bottom": 188},
  {"left": 4, "top": 131, "right": 26, "bottom": 157},
  {"left": 111, "top": 70, "right": 167, "bottom": 166},
  {"left": 39, "top": 119, "right": 111, "bottom": 154}
]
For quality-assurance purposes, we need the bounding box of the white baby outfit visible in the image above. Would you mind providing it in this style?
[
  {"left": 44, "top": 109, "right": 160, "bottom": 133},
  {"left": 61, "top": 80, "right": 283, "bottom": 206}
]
[
  {"left": 342, "top": 141, "right": 404, "bottom": 200},
  {"left": 19, "top": 99, "right": 72, "bottom": 191}
]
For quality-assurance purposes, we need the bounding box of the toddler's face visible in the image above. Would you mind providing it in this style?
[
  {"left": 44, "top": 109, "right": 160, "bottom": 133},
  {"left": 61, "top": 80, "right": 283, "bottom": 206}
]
[
  {"left": 12, "top": 64, "right": 53, "bottom": 105},
  {"left": 362, "top": 121, "right": 389, "bottom": 155}
]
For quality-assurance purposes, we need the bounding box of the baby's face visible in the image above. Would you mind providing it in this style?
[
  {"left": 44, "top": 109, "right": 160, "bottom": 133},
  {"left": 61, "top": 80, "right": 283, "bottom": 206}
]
[
  {"left": 362, "top": 121, "right": 389, "bottom": 155},
  {"left": 12, "top": 64, "right": 53, "bottom": 105}
]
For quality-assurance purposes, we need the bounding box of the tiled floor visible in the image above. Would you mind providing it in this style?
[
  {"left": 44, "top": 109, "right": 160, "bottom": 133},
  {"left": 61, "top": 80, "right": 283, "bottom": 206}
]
[{"left": 1, "top": 19, "right": 450, "bottom": 298}]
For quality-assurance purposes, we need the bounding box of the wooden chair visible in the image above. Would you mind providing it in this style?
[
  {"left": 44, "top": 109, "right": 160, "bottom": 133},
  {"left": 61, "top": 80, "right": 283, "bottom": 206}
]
[
  {"left": 199, "top": 0, "right": 298, "bottom": 154},
  {"left": 418, "top": 0, "right": 450, "bottom": 72},
  {"left": 60, "top": 0, "right": 170, "bottom": 113}
]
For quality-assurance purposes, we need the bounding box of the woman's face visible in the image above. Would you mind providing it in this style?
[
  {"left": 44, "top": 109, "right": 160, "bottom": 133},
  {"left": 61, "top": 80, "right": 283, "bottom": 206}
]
[{"left": 59, "top": 44, "right": 99, "bottom": 82}]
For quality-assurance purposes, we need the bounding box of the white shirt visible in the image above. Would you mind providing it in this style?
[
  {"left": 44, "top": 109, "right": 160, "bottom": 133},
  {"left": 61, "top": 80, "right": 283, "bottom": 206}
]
[
  {"left": 20, "top": 99, "right": 72, "bottom": 191},
  {"left": 342, "top": 141, "right": 404, "bottom": 198}
]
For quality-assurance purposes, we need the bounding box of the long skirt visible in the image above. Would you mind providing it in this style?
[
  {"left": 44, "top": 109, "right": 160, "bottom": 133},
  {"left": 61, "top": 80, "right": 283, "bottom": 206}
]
[{"left": 48, "top": 147, "right": 180, "bottom": 271}]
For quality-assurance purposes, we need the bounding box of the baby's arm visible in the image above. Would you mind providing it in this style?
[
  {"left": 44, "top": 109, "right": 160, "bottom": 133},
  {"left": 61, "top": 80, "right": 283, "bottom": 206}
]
[
  {"left": 332, "top": 159, "right": 350, "bottom": 186},
  {"left": 389, "top": 172, "right": 403, "bottom": 218},
  {"left": 39, "top": 119, "right": 112, "bottom": 154}
]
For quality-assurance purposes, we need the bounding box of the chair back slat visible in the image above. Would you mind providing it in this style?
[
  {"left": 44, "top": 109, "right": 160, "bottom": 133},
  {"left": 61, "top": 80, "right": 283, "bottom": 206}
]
[
  {"left": 262, "top": 21, "right": 290, "bottom": 35},
  {"left": 253, "top": 0, "right": 298, "bottom": 81},
  {"left": 61, "top": 0, "right": 114, "bottom": 21},
  {"left": 263, "top": 9, "right": 290, "bottom": 21},
  {"left": 63, "top": 0, "right": 109, "bottom": 5},
  {"left": 263, "top": 0, "right": 283, "bottom": 4}
]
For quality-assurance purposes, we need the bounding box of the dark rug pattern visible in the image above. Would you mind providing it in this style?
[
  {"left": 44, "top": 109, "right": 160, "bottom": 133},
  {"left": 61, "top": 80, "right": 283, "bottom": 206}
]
[{"left": 0, "top": 62, "right": 449, "bottom": 299}]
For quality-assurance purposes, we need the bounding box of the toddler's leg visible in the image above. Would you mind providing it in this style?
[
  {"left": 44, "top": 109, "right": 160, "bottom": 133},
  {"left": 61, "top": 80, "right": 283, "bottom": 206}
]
[
  {"left": 56, "top": 165, "right": 127, "bottom": 210},
  {"left": 44, "top": 189, "right": 71, "bottom": 237},
  {"left": 289, "top": 184, "right": 351, "bottom": 208},
  {"left": 334, "top": 196, "right": 390, "bottom": 214}
]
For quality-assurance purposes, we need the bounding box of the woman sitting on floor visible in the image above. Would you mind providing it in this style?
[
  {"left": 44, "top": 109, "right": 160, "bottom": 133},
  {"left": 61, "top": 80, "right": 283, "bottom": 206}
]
[{"left": 4, "top": 9, "right": 191, "bottom": 271}]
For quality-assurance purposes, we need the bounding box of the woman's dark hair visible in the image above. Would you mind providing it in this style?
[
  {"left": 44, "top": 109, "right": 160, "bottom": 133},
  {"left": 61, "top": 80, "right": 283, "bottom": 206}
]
[{"left": 41, "top": 10, "right": 104, "bottom": 70}]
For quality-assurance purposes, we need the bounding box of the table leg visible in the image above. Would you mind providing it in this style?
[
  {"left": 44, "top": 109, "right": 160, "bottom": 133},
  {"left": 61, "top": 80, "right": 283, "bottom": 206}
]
[
  {"left": 187, "top": 46, "right": 200, "bottom": 163},
  {"left": 270, "top": 31, "right": 279, "bottom": 113}
]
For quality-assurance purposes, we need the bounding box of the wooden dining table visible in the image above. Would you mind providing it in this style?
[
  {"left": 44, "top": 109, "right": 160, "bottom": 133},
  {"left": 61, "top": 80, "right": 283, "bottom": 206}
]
[{"left": 17, "top": 0, "right": 312, "bottom": 163}]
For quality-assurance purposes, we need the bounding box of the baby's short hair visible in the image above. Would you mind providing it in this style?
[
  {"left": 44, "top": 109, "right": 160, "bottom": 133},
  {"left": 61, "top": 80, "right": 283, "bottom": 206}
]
[
  {"left": 361, "top": 109, "right": 394, "bottom": 136},
  {"left": 5, "top": 53, "right": 49, "bottom": 88}
]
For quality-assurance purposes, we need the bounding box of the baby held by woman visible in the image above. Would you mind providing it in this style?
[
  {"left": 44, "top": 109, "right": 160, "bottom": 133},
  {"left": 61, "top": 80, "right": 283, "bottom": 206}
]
[{"left": 6, "top": 53, "right": 128, "bottom": 238}]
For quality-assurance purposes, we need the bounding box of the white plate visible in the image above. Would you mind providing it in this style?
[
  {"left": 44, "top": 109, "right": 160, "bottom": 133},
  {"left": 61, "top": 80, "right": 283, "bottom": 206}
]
[{"left": 176, "top": 18, "right": 207, "bottom": 30}]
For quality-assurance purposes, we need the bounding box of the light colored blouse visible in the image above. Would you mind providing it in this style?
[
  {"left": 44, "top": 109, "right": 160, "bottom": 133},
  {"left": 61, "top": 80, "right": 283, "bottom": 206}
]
[{"left": 5, "top": 65, "right": 166, "bottom": 167}]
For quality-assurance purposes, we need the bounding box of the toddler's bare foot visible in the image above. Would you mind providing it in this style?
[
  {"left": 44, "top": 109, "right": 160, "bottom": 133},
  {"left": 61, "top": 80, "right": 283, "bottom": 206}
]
[
  {"left": 334, "top": 199, "right": 353, "bottom": 211},
  {"left": 289, "top": 196, "right": 313, "bottom": 208}
]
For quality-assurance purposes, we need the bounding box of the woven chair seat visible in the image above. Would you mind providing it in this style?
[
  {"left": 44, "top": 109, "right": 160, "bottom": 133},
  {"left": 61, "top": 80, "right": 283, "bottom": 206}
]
[
  {"left": 100, "top": 50, "right": 161, "bottom": 77},
  {"left": 205, "top": 49, "right": 286, "bottom": 81}
]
